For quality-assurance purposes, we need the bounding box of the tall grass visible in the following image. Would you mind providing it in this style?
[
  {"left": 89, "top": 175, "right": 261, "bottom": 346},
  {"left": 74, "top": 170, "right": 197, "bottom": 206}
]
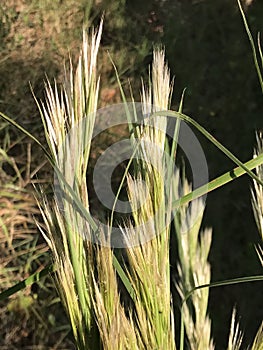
[
  {"left": 1, "top": 2, "right": 263, "bottom": 348},
  {"left": 35, "top": 22, "right": 114, "bottom": 350},
  {"left": 35, "top": 22, "right": 262, "bottom": 349},
  {"left": 122, "top": 49, "right": 176, "bottom": 349},
  {"left": 37, "top": 24, "right": 178, "bottom": 349},
  {"left": 35, "top": 21, "right": 141, "bottom": 350}
]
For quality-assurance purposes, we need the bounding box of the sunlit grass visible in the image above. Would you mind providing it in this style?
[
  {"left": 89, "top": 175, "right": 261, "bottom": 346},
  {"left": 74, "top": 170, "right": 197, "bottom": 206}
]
[{"left": 0, "top": 0, "right": 263, "bottom": 348}]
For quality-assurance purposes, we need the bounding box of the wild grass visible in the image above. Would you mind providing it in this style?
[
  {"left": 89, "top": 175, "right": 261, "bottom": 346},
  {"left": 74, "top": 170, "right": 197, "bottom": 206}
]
[
  {"left": 32, "top": 20, "right": 262, "bottom": 349},
  {"left": 36, "top": 23, "right": 103, "bottom": 350},
  {"left": 0, "top": 1, "right": 263, "bottom": 349},
  {"left": 35, "top": 22, "right": 177, "bottom": 349}
]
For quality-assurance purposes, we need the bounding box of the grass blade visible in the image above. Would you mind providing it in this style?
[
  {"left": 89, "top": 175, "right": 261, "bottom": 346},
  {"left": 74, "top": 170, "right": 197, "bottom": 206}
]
[
  {"left": 151, "top": 110, "right": 263, "bottom": 187},
  {"left": 237, "top": 0, "right": 263, "bottom": 93},
  {"left": 0, "top": 264, "right": 55, "bottom": 301},
  {"left": 176, "top": 152, "right": 263, "bottom": 208}
]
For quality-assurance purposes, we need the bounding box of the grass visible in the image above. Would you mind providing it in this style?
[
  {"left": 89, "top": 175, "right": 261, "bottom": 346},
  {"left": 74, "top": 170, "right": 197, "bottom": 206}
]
[
  {"left": 251, "top": 131, "right": 263, "bottom": 266},
  {"left": 0, "top": 138, "right": 73, "bottom": 348},
  {"left": 0, "top": 1, "right": 263, "bottom": 349}
]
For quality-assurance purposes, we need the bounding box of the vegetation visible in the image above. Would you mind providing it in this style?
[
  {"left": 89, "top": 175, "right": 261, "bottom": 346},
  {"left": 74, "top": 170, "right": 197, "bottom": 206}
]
[{"left": 0, "top": 0, "right": 262, "bottom": 349}]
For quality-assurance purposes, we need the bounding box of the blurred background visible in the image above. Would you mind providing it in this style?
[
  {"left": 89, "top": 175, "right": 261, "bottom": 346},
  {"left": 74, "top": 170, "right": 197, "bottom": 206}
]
[{"left": 0, "top": 0, "right": 262, "bottom": 349}]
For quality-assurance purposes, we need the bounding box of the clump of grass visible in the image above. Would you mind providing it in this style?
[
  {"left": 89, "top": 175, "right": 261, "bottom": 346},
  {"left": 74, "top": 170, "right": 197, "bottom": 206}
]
[
  {"left": 21, "top": 21, "right": 263, "bottom": 350},
  {"left": 1, "top": 3, "right": 263, "bottom": 348},
  {"left": 36, "top": 22, "right": 178, "bottom": 348},
  {"left": 37, "top": 24, "right": 256, "bottom": 349},
  {"left": 122, "top": 49, "right": 176, "bottom": 349}
]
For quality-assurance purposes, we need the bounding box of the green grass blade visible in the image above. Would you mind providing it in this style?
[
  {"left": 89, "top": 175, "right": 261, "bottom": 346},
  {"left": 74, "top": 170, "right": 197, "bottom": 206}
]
[
  {"left": 0, "top": 112, "right": 52, "bottom": 161},
  {"left": 167, "top": 89, "right": 185, "bottom": 190},
  {"left": 151, "top": 110, "right": 263, "bottom": 187},
  {"left": 169, "top": 90, "right": 185, "bottom": 160},
  {"left": 257, "top": 33, "right": 263, "bottom": 70},
  {"left": 0, "top": 256, "right": 136, "bottom": 302},
  {"left": 175, "top": 152, "right": 263, "bottom": 208},
  {"left": 0, "top": 264, "right": 55, "bottom": 301},
  {"left": 237, "top": 0, "right": 263, "bottom": 93},
  {"left": 184, "top": 274, "right": 263, "bottom": 303},
  {"left": 113, "top": 255, "right": 135, "bottom": 300},
  {"left": 109, "top": 53, "right": 135, "bottom": 129}
]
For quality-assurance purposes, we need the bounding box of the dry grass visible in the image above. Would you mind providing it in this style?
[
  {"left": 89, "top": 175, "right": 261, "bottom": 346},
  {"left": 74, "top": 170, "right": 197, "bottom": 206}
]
[
  {"left": 0, "top": 141, "right": 74, "bottom": 348},
  {"left": 0, "top": 142, "right": 44, "bottom": 290}
]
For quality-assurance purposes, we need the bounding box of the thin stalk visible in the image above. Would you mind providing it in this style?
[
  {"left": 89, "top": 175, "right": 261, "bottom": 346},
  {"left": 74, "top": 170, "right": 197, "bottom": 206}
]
[
  {"left": 237, "top": 0, "right": 263, "bottom": 94},
  {"left": 170, "top": 89, "right": 185, "bottom": 159},
  {"left": 0, "top": 264, "right": 55, "bottom": 301},
  {"left": 151, "top": 110, "right": 263, "bottom": 187}
]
